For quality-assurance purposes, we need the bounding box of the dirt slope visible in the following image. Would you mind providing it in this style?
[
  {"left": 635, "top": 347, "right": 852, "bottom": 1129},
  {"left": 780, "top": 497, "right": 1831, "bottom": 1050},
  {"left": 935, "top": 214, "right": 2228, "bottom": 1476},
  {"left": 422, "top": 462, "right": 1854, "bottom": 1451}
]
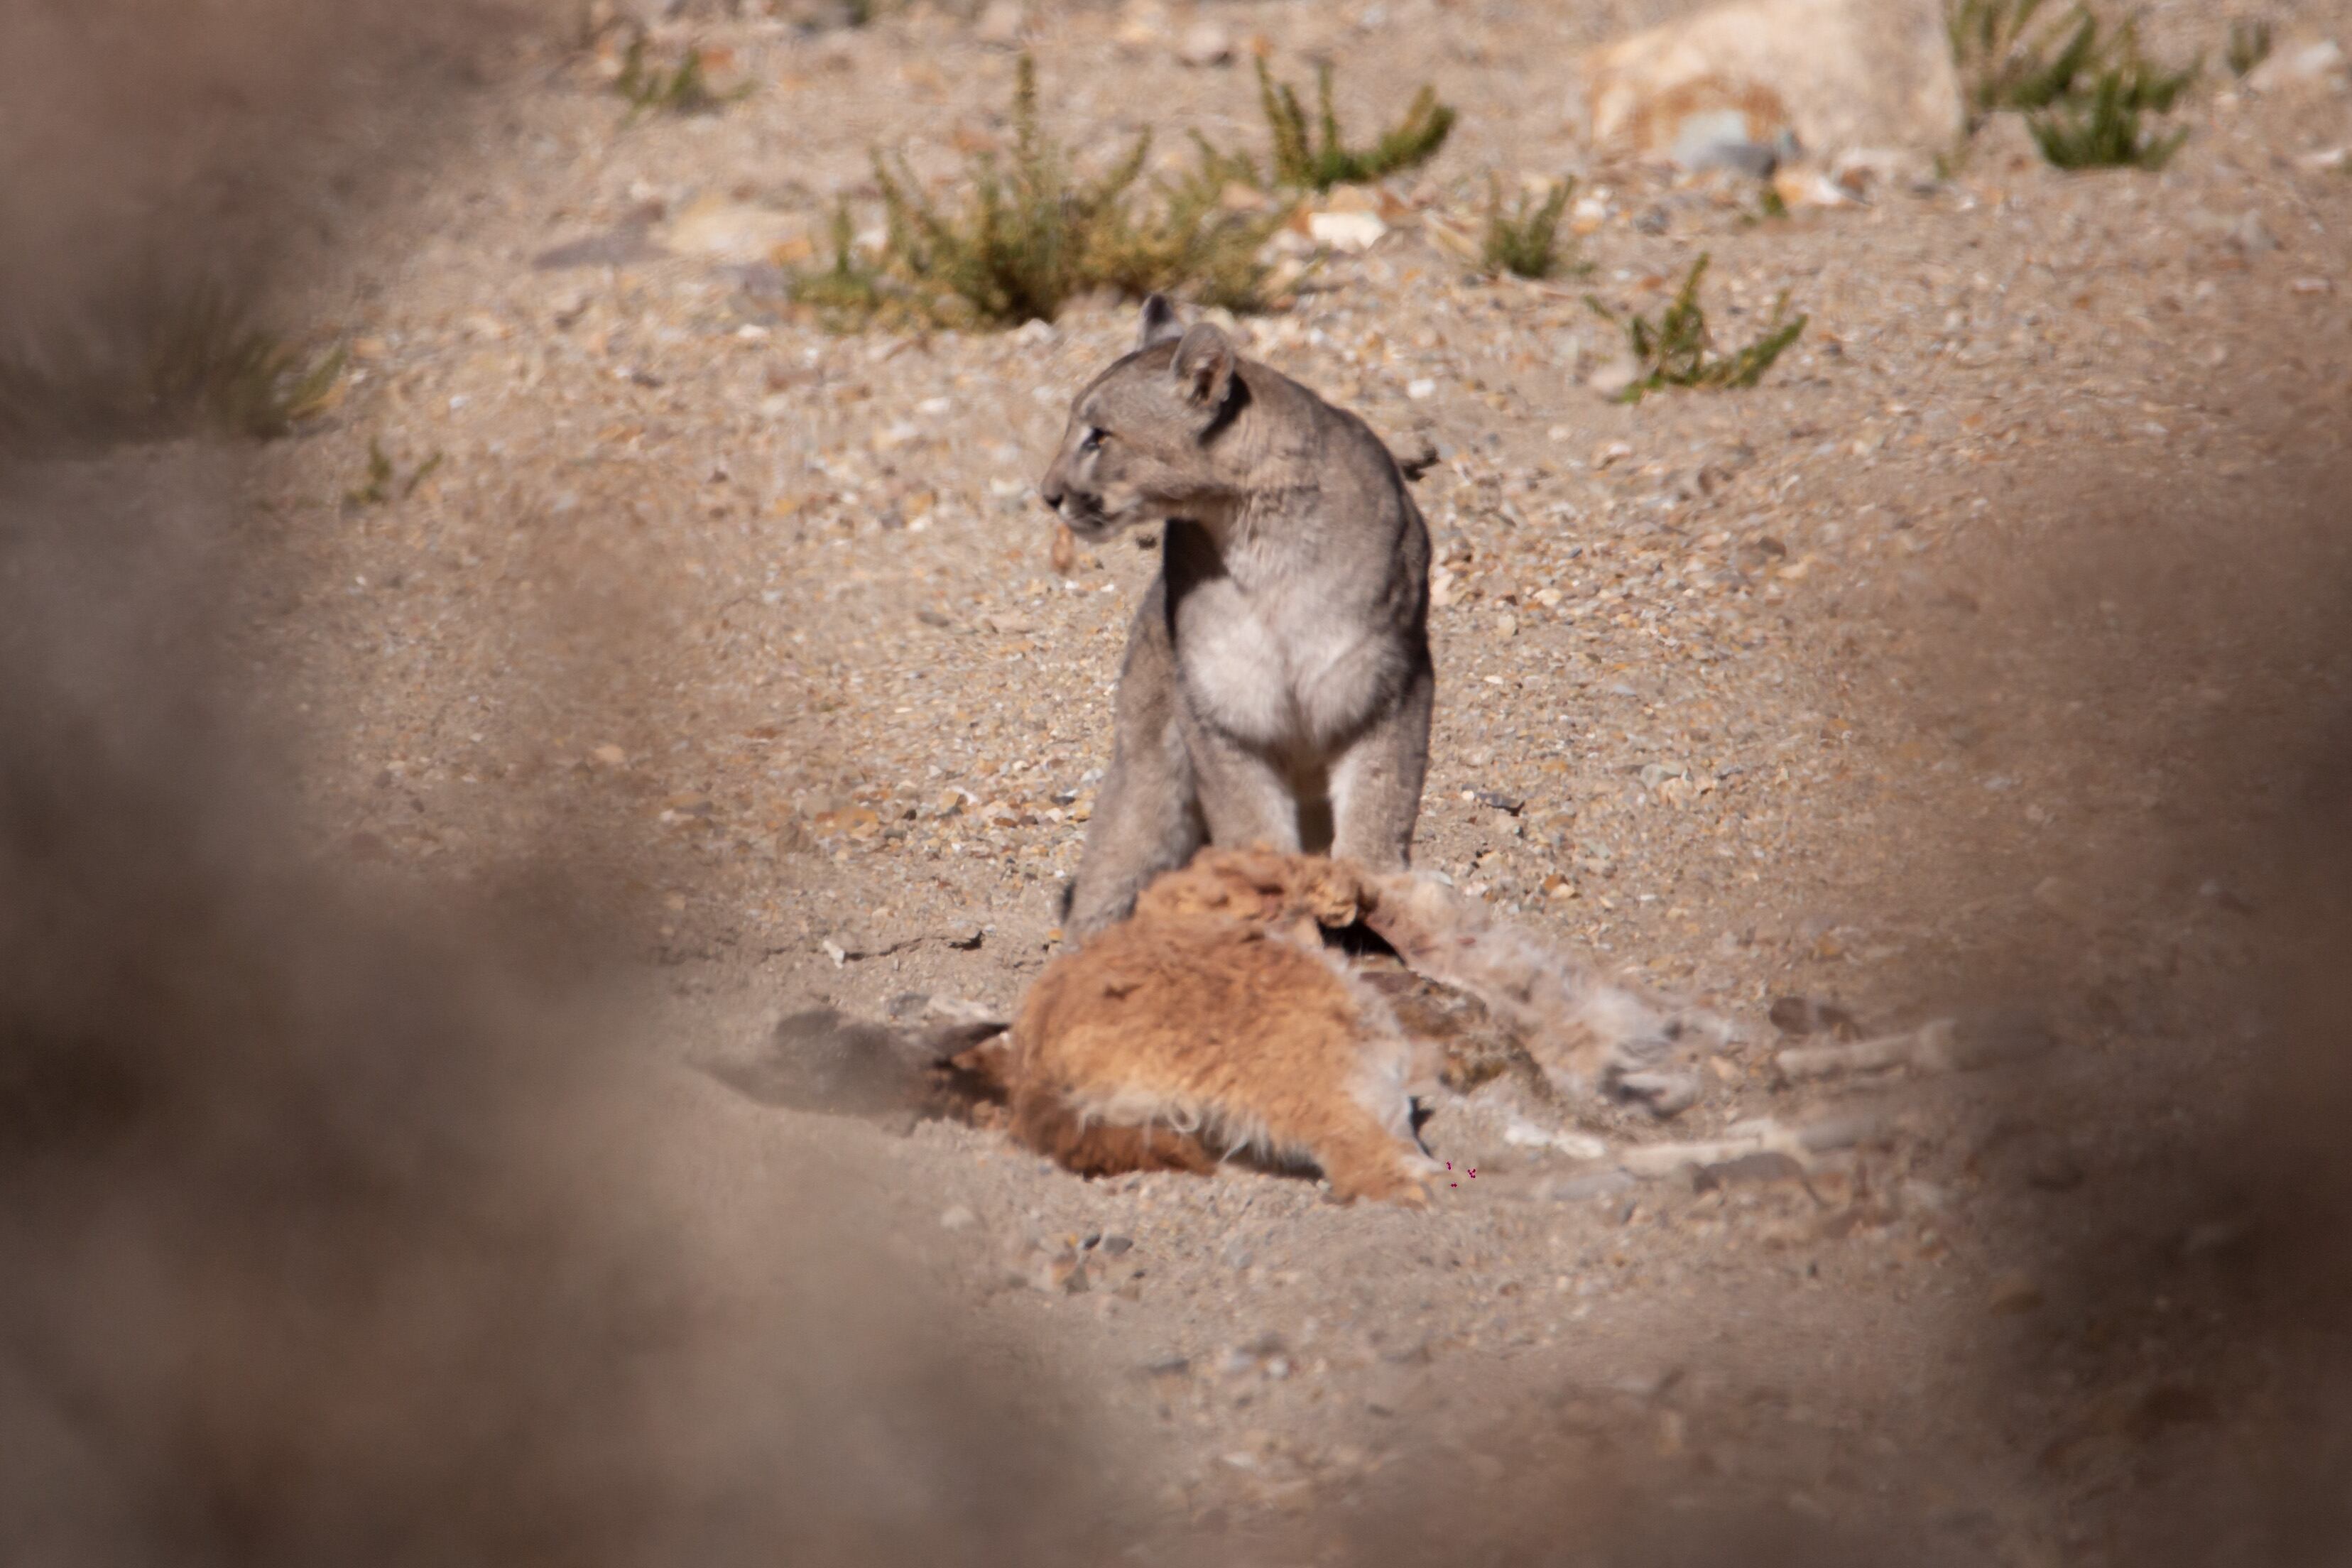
[{"left": 231, "top": 0, "right": 2352, "bottom": 1555}]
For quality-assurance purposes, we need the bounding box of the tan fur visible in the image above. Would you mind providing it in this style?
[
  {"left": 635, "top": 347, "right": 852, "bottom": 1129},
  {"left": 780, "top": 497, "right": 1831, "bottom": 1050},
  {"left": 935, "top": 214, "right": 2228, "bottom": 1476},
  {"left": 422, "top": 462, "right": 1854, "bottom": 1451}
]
[
  {"left": 1003, "top": 848, "right": 1714, "bottom": 1202},
  {"left": 1353, "top": 873, "right": 1696, "bottom": 1112},
  {"left": 1011, "top": 850, "right": 1433, "bottom": 1206}
]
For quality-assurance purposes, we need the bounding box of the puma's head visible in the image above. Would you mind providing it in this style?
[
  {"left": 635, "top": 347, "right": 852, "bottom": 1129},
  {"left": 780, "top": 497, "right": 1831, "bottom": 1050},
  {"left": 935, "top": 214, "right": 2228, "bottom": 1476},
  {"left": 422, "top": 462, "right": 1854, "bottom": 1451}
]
[{"left": 1038, "top": 293, "right": 1244, "bottom": 543}]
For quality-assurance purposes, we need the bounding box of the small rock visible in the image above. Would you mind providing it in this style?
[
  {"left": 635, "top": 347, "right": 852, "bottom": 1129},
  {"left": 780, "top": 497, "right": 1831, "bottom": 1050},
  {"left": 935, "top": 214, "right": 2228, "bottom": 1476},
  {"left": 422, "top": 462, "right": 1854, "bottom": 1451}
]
[
  {"left": 1898, "top": 1177, "right": 1951, "bottom": 1214},
  {"left": 1176, "top": 20, "right": 1233, "bottom": 65},
  {"left": 660, "top": 195, "right": 805, "bottom": 265},
  {"left": 940, "top": 1204, "right": 979, "bottom": 1231},
  {"left": 1309, "top": 209, "right": 1389, "bottom": 252},
  {"left": 1493, "top": 611, "right": 1519, "bottom": 639},
  {"left": 1987, "top": 1270, "right": 2043, "bottom": 1314},
  {"left": 1472, "top": 789, "right": 1525, "bottom": 815},
  {"left": 1681, "top": 131, "right": 1786, "bottom": 178},
  {"left": 1404, "top": 376, "right": 1437, "bottom": 400},
  {"left": 592, "top": 743, "right": 628, "bottom": 767},
  {"left": 1046, "top": 1248, "right": 1089, "bottom": 1293},
  {"left": 1587, "top": 356, "right": 1639, "bottom": 398},
  {"left": 1548, "top": 1168, "right": 1636, "bottom": 1201},
  {"left": 1101, "top": 1234, "right": 1134, "bottom": 1256},
  {"left": 1614, "top": 1069, "right": 1699, "bottom": 1116},
  {"left": 2227, "top": 210, "right": 2280, "bottom": 254},
  {"left": 1694, "top": 1150, "right": 1809, "bottom": 1192},
  {"left": 2245, "top": 38, "right": 2347, "bottom": 93}
]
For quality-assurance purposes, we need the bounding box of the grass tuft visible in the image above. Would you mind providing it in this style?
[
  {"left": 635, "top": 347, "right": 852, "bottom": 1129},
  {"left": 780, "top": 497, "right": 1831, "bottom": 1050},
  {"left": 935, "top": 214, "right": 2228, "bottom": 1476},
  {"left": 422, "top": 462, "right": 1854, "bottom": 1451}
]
[
  {"left": 614, "top": 33, "right": 750, "bottom": 118},
  {"left": 1946, "top": 0, "right": 2199, "bottom": 167},
  {"left": 1252, "top": 58, "right": 1455, "bottom": 192},
  {"left": 2226, "top": 17, "right": 2272, "bottom": 76},
  {"left": 1481, "top": 176, "right": 1576, "bottom": 280},
  {"left": 788, "top": 201, "right": 900, "bottom": 326},
  {"left": 800, "top": 54, "right": 1287, "bottom": 329},
  {"left": 344, "top": 438, "right": 442, "bottom": 508},
  {"left": 2027, "top": 66, "right": 2192, "bottom": 167},
  {"left": 0, "top": 282, "right": 347, "bottom": 447},
  {"left": 1584, "top": 254, "right": 1806, "bottom": 403},
  {"left": 1950, "top": 0, "right": 2103, "bottom": 126}
]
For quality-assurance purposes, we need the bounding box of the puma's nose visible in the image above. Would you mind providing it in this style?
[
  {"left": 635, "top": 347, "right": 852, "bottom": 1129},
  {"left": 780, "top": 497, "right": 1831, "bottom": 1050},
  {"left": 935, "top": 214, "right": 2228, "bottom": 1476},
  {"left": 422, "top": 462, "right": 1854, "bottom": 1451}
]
[{"left": 1037, "top": 479, "right": 1065, "bottom": 513}]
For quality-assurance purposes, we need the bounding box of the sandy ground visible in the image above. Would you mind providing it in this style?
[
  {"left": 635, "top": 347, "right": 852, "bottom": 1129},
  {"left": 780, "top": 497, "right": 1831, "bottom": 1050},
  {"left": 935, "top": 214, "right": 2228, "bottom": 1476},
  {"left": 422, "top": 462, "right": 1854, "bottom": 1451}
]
[{"left": 223, "top": 0, "right": 2352, "bottom": 1554}]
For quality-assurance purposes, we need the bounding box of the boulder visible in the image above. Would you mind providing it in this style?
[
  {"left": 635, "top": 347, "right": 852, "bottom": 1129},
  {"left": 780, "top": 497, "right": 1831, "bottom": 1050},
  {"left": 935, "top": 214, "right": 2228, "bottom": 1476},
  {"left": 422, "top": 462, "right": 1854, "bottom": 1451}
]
[{"left": 1577, "top": 0, "right": 1961, "bottom": 165}]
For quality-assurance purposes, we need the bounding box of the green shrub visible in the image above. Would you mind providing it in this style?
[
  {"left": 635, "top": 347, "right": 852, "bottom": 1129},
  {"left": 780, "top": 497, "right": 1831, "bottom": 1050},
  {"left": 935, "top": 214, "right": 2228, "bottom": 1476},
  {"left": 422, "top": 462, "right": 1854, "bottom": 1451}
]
[
  {"left": 807, "top": 55, "right": 1287, "bottom": 328},
  {"left": 2027, "top": 66, "right": 2192, "bottom": 167},
  {"left": 1946, "top": 0, "right": 2198, "bottom": 165},
  {"left": 1584, "top": 254, "right": 1806, "bottom": 403},
  {"left": 1950, "top": 0, "right": 2106, "bottom": 126},
  {"left": 1481, "top": 175, "right": 1575, "bottom": 280},
  {"left": 1253, "top": 58, "right": 1455, "bottom": 191}
]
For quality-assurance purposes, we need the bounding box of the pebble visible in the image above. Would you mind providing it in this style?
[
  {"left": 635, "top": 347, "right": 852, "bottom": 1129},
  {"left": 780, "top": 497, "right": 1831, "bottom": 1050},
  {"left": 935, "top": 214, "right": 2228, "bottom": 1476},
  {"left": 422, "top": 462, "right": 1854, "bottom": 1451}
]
[
  {"left": 1587, "top": 356, "right": 1638, "bottom": 399},
  {"left": 2227, "top": 211, "right": 2280, "bottom": 254},
  {"left": 940, "top": 1204, "right": 979, "bottom": 1231},
  {"left": 659, "top": 195, "right": 803, "bottom": 264},
  {"left": 2245, "top": 38, "right": 2347, "bottom": 92},
  {"left": 1309, "top": 210, "right": 1388, "bottom": 253},
  {"left": 1175, "top": 20, "right": 1233, "bottom": 66}
]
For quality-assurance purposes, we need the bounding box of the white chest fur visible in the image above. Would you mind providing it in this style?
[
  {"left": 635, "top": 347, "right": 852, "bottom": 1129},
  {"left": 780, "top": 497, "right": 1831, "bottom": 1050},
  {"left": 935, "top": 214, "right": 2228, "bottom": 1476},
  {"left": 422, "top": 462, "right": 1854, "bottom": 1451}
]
[{"left": 1175, "top": 570, "right": 1393, "bottom": 756}]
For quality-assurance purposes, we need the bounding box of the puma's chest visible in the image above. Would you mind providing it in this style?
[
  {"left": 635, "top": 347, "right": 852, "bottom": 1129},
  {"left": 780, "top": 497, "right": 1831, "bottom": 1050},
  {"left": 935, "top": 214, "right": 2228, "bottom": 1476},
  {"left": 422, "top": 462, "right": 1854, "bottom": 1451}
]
[{"left": 1172, "top": 575, "right": 1389, "bottom": 753}]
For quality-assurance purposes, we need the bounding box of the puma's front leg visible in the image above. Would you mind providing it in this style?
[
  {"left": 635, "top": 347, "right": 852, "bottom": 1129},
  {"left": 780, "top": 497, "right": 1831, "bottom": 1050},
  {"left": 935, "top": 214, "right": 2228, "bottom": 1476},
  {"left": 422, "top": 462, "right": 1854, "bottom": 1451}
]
[
  {"left": 1063, "top": 577, "right": 1205, "bottom": 938},
  {"left": 1182, "top": 711, "right": 1308, "bottom": 856},
  {"left": 1327, "top": 655, "right": 1432, "bottom": 872}
]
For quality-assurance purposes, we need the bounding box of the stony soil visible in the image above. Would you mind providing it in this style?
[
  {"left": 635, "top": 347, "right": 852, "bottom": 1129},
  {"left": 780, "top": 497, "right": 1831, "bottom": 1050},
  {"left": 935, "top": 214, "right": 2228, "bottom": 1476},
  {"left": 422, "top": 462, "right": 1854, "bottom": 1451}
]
[{"left": 233, "top": 0, "right": 2352, "bottom": 1556}]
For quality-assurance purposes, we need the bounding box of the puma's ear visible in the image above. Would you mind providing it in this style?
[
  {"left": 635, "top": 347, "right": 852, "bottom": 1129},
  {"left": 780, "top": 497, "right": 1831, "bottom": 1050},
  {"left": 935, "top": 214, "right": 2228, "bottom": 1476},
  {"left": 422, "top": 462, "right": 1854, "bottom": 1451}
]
[
  {"left": 1136, "top": 292, "right": 1183, "bottom": 350},
  {"left": 1171, "top": 321, "right": 1236, "bottom": 410}
]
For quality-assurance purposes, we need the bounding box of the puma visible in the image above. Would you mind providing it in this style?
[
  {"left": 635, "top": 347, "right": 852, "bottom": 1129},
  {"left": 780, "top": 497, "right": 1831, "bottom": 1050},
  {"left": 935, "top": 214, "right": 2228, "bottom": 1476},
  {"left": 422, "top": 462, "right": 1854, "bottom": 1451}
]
[{"left": 1039, "top": 295, "right": 1434, "bottom": 938}]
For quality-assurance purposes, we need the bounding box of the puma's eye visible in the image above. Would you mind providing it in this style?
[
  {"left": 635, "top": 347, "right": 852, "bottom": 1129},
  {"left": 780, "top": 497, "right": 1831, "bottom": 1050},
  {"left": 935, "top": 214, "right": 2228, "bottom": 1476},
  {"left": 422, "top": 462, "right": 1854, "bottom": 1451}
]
[{"left": 1079, "top": 426, "right": 1108, "bottom": 452}]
